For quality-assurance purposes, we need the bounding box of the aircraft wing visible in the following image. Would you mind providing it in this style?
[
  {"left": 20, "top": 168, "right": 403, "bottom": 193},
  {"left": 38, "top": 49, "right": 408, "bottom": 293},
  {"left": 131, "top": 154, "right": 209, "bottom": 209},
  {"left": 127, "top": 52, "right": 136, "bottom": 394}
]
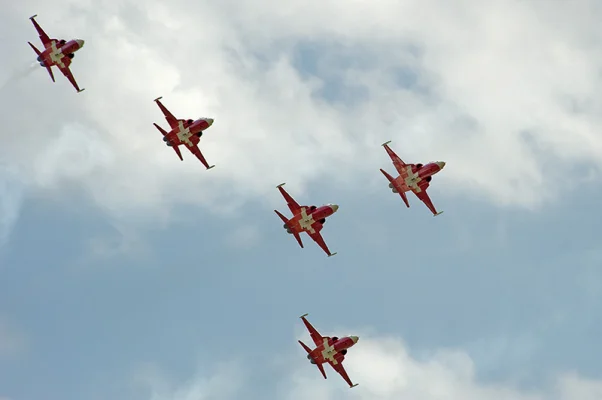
[
  {"left": 276, "top": 183, "right": 301, "bottom": 214},
  {"left": 382, "top": 140, "right": 409, "bottom": 177},
  {"left": 154, "top": 97, "right": 180, "bottom": 129},
  {"left": 185, "top": 143, "right": 215, "bottom": 170},
  {"left": 29, "top": 15, "right": 52, "bottom": 47},
  {"left": 56, "top": 59, "right": 85, "bottom": 93},
  {"left": 328, "top": 356, "right": 358, "bottom": 388},
  {"left": 299, "top": 314, "right": 324, "bottom": 347},
  {"left": 307, "top": 226, "right": 337, "bottom": 257},
  {"left": 411, "top": 181, "right": 442, "bottom": 216}
]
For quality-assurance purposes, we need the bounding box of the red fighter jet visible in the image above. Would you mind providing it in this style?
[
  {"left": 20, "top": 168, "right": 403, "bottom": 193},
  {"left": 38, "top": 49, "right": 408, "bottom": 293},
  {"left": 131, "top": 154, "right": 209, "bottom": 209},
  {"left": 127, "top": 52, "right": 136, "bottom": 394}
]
[
  {"left": 380, "top": 140, "right": 446, "bottom": 216},
  {"left": 298, "top": 313, "right": 359, "bottom": 388},
  {"left": 274, "top": 183, "right": 339, "bottom": 257},
  {"left": 152, "top": 96, "right": 215, "bottom": 170},
  {"left": 27, "top": 15, "right": 85, "bottom": 93}
]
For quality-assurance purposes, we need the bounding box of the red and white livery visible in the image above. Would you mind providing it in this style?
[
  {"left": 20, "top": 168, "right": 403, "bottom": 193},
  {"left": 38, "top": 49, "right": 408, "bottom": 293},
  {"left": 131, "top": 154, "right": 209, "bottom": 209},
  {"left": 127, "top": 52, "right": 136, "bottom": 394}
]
[
  {"left": 27, "top": 14, "right": 85, "bottom": 93},
  {"left": 298, "top": 313, "right": 359, "bottom": 388},
  {"left": 153, "top": 96, "right": 216, "bottom": 170},
  {"left": 380, "top": 140, "right": 446, "bottom": 216},
  {"left": 274, "top": 183, "right": 339, "bottom": 257}
]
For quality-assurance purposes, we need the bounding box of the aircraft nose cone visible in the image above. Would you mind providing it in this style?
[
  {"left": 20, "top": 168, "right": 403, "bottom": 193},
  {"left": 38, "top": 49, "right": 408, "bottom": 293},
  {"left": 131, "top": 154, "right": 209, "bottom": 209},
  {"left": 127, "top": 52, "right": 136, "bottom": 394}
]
[
  {"left": 76, "top": 39, "right": 85, "bottom": 47},
  {"left": 330, "top": 204, "right": 339, "bottom": 213},
  {"left": 206, "top": 118, "right": 214, "bottom": 126},
  {"left": 350, "top": 336, "right": 359, "bottom": 343},
  {"left": 436, "top": 161, "right": 446, "bottom": 169}
]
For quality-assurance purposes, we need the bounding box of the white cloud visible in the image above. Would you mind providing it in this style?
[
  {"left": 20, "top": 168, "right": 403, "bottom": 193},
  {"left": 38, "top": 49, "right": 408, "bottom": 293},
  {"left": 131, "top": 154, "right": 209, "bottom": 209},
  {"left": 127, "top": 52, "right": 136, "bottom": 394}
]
[
  {"left": 282, "top": 334, "right": 602, "bottom": 400},
  {"left": 31, "top": 123, "right": 115, "bottom": 190},
  {"left": 137, "top": 333, "right": 602, "bottom": 400},
  {"left": 135, "top": 361, "right": 244, "bottom": 400},
  {"left": 2, "top": 0, "right": 602, "bottom": 235}
]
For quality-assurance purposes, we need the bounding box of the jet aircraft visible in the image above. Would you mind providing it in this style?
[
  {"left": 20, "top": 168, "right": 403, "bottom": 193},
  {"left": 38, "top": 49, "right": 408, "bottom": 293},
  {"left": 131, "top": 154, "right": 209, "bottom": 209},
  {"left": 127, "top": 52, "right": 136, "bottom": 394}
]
[
  {"left": 27, "top": 14, "right": 85, "bottom": 93},
  {"left": 153, "top": 96, "right": 216, "bottom": 170},
  {"left": 298, "top": 313, "right": 359, "bottom": 388},
  {"left": 379, "top": 140, "right": 446, "bottom": 216},
  {"left": 274, "top": 183, "right": 339, "bottom": 257}
]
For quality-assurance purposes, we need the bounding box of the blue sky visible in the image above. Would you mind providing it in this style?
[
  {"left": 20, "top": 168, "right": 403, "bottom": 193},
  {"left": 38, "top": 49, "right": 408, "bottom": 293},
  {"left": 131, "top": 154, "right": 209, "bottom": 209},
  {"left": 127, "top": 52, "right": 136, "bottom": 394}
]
[
  {"left": 2, "top": 172, "right": 602, "bottom": 400},
  {"left": 2, "top": 2, "right": 602, "bottom": 400}
]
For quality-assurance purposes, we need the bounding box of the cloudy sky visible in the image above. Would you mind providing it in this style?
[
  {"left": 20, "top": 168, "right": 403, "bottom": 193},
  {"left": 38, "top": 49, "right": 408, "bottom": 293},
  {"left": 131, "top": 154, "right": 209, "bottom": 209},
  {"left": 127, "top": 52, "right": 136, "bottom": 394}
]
[{"left": 2, "top": 0, "right": 602, "bottom": 399}]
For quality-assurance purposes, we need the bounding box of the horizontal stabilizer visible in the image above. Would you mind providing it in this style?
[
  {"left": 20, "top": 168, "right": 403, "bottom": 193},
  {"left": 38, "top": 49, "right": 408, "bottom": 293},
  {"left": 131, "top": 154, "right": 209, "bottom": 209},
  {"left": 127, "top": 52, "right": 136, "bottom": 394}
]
[
  {"left": 379, "top": 168, "right": 395, "bottom": 182},
  {"left": 292, "top": 232, "right": 304, "bottom": 248},
  {"left": 27, "top": 41, "right": 42, "bottom": 57},
  {"left": 381, "top": 169, "right": 410, "bottom": 208},
  {"left": 298, "top": 340, "right": 312, "bottom": 354},
  {"left": 274, "top": 209, "right": 288, "bottom": 224},
  {"left": 153, "top": 123, "right": 168, "bottom": 136}
]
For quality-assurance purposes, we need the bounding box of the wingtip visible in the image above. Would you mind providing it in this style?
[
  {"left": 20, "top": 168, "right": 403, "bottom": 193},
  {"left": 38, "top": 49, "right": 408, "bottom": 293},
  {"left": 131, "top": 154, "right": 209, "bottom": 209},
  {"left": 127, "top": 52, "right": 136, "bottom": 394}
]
[
  {"left": 350, "top": 383, "right": 359, "bottom": 388},
  {"left": 207, "top": 165, "right": 216, "bottom": 170},
  {"left": 381, "top": 140, "right": 392, "bottom": 146},
  {"left": 277, "top": 182, "right": 286, "bottom": 188},
  {"left": 78, "top": 88, "right": 85, "bottom": 93},
  {"left": 328, "top": 252, "right": 338, "bottom": 257},
  {"left": 29, "top": 14, "right": 38, "bottom": 20},
  {"left": 434, "top": 211, "right": 444, "bottom": 216},
  {"left": 299, "top": 313, "right": 309, "bottom": 319},
  {"left": 154, "top": 96, "right": 163, "bottom": 102}
]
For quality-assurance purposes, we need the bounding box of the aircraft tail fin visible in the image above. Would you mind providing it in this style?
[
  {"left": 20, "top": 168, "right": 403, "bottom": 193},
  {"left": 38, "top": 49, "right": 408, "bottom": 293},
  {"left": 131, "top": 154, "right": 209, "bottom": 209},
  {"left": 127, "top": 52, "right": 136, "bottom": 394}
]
[
  {"left": 298, "top": 340, "right": 326, "bottom": 379},
  {"left": 299, "top": 340, "right": 327, "bottom": 379},
  {"left": 154, "top": 123, "right": 183, "bottom": 161},
  {"left": 28, "top": 41, "right": 55, "bottom": 82},
  {"left": 275, "top": 210, "right": 304, "bottom": 248},
  {"left": 380, "top": 168, "right": 410, "bottom": 208}
]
